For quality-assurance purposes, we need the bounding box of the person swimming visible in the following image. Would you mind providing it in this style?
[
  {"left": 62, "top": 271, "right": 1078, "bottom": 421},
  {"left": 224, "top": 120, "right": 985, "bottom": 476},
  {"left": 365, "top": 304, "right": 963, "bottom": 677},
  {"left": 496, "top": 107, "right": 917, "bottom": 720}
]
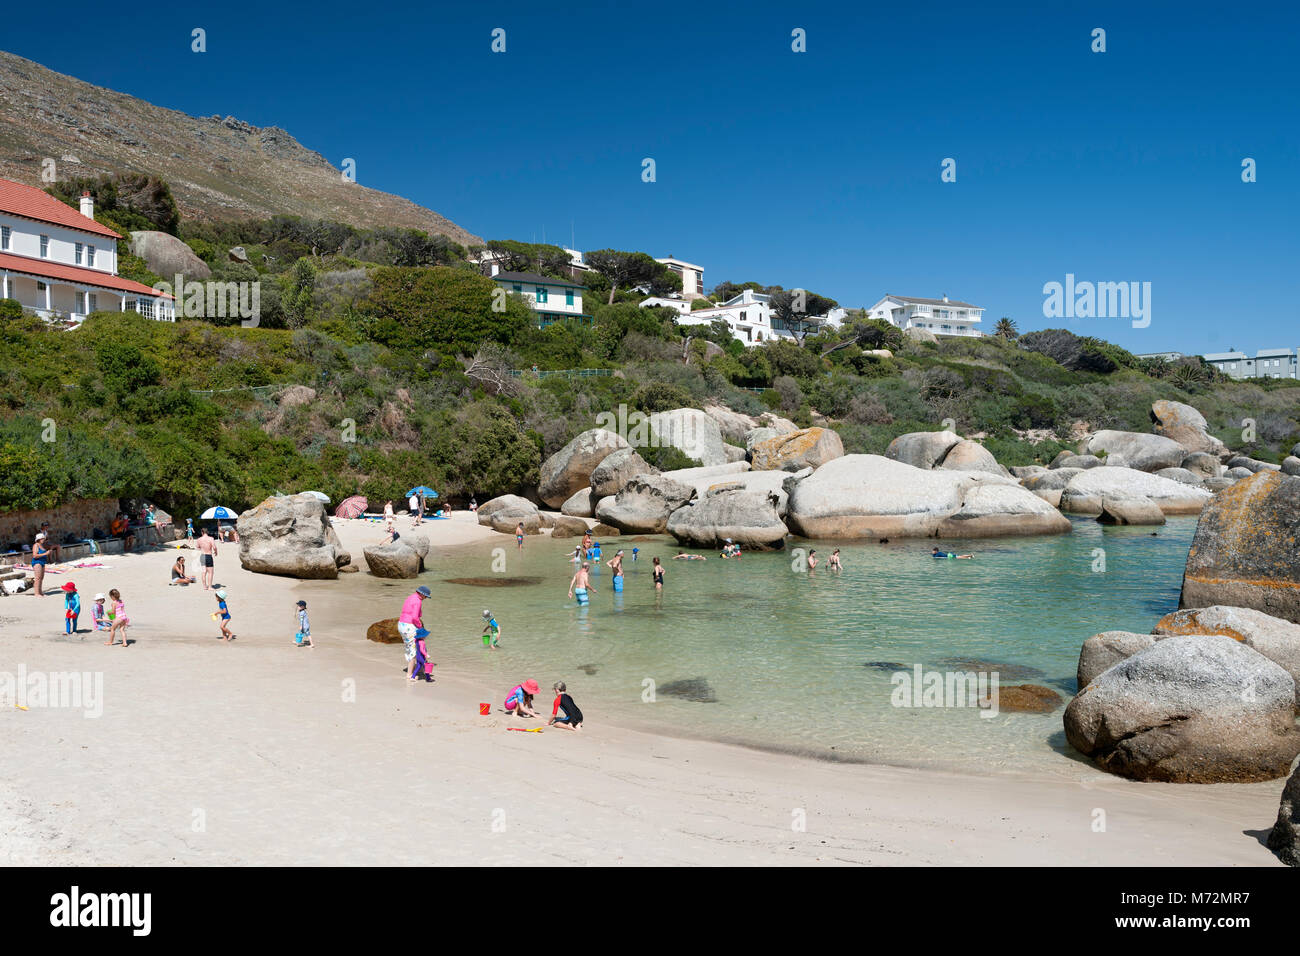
[
  {"left": 932, "top": 546, "right": 974, "bottom": 559},
  {"left": 673, "top": 552, "right": 706, "bottom": 560}
]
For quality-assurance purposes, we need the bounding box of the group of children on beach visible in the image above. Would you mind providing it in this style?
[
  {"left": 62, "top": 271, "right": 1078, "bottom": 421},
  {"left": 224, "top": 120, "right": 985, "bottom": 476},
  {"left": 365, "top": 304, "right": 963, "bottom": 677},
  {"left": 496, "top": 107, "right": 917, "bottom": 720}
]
[{"left": 504, "top": 678, "right": 584, "bottom": 730}]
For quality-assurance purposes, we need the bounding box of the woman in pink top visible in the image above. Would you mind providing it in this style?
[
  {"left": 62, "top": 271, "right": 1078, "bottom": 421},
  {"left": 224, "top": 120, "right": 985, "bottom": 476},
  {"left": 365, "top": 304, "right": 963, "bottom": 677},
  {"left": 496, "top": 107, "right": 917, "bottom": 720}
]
[{"left": 397, "top": 586, "right": 430, "bottom": 681}]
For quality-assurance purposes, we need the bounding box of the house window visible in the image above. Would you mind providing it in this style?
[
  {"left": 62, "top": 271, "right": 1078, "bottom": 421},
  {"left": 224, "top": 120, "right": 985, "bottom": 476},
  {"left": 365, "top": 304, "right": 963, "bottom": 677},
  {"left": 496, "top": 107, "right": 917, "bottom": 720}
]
[
  {"left": 76, "top": 292, "right": 85, "bottom": 314},
  {"left": 535, "top": 287, "right": 548, "bottom": 304},
  {"left": 40, "top": 235, "right": 49, "bottom": 258},
  {"left": 140, "top": 299, "right": 154, "bottom": 319},
  {"left": 86, "top": 245, "right": 95, "bottom": 267},
  {"left": 88, "top": 293, "right": 97, "bottom": 313},
  {"left": 0, "top": 226, "right": 9, "bottom": 250},
  {"left": 75, "top": 242, "right": 83, "bottom": 265},
  {"left": 512, "top": 284, "right": 522, "bottom": 293},
  {"left": 565, "top": 288, "right": 574, "bottom": 306}
]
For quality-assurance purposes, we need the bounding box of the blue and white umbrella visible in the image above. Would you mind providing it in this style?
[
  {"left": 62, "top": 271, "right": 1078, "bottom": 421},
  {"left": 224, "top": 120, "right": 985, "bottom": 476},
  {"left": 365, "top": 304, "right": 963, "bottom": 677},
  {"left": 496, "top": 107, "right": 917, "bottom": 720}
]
[
  {"left": 200, "top": 506, "right": 238, "bottom": 520},
  {"left": 405, "top": 486, "right": 438, "bottom": 499}
]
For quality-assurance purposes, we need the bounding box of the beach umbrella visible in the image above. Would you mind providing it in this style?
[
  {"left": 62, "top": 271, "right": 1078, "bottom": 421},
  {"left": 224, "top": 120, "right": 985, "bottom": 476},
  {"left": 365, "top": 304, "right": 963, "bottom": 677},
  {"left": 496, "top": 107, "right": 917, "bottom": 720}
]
[
  {"left": 301, "top": 491, "right": 331, "bottom": 503},
  {"left": 335, "top": 495, "right": 368, "bottom": 519},
  {"left": 199, "top": 506, "right": 237, "bottom": 520},
  {"left": 406, "top": 486, "right": 439, "bottom": 498}
]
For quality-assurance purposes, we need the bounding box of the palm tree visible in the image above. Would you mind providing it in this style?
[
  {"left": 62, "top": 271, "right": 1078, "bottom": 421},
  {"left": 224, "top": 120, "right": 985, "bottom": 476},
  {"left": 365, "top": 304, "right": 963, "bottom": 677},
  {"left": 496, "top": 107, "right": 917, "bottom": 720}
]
[{"left": 994, "top": 316, "right": 1019, "bottom": 340}]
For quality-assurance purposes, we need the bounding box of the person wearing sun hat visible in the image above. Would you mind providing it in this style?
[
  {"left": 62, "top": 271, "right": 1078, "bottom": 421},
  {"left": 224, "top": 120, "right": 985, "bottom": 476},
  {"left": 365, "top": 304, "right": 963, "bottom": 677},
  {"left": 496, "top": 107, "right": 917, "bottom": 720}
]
[
  {"left": 60, "top": 581, "right": 80, "bottom": 633},
  {"left": 504, "top": 678, "right": 542, "bottom": 718},
  {"left": 91, "top": 593, "right": 109, "bottom": 631},
  {"left": 398, "top": 586, "right": 431, "bottom": 681},
  {"left": 30, "top": 531, "right": 51, "bottom": 597}
]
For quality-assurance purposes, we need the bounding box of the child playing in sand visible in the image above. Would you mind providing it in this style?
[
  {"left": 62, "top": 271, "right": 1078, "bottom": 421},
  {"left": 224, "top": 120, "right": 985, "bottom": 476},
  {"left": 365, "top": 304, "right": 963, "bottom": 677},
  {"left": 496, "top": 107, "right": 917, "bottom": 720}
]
[
  {"left": 91, "top": 593, "right": 109, "bottom": 631},
  {"left": 62, "top": 582, "right": 80, "bottom": 634},
  {"left": 482, "top": 609, "right": 501, "bottom": 650},
  {"left": 294, "top": 599, "right": 312, "bottom": 647},
  {"left": 105, "top": 589, "right": 129, "bottom": 647},
  {"left": 215, "top": 589, "right": 232, "bottom": 641},
  {"left": 504, "top": 679, "right": 541, "bottom": 718},
  {"left": 548, "top": 681, "right": 584, "bottom": 731}
]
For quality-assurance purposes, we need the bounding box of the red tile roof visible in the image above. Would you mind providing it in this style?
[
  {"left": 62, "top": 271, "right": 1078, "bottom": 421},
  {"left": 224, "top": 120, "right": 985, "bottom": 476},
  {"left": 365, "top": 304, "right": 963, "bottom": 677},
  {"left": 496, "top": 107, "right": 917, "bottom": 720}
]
[
  {"left": 0, "top": 178, "right": 122, "bottom": 240},
  {"left": 0, "top": 251, "right": 173, "bottom": 298}
]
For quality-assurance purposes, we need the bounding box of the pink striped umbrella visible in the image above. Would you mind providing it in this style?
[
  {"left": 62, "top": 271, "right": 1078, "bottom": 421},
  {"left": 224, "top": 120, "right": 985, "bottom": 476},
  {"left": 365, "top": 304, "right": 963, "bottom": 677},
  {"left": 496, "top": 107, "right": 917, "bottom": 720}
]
[{"left": 334, "top": 495, "right": 368, "bottom": 519}]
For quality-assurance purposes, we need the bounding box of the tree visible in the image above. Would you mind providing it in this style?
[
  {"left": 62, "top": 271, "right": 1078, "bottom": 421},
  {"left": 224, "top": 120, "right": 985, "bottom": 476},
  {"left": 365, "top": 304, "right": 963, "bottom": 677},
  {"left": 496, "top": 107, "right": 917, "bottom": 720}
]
[
  {"left": 645, "top": 262, "right": 683, "bottom": 298},
  {"left": 709, "top": 280, "right": 765, "bottom": 302},
  {"left": 584, "top": 250, "right": 661, "bottom": 304},
  {"left": 994, "top": 316, "right": 1019, "bottom": 340},
  {"left": 364, "top": 266, "right": 532, "bottom": 354},
  {"left": 769, "top": 288, "right": 838, "bottom": 343}
]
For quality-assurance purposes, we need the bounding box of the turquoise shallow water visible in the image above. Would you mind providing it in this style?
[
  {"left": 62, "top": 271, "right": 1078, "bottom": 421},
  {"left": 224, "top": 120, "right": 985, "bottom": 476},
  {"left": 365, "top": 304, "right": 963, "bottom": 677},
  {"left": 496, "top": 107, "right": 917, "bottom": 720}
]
[{"left": 356, "top": 517, "right": 1196, "bottom": 778}]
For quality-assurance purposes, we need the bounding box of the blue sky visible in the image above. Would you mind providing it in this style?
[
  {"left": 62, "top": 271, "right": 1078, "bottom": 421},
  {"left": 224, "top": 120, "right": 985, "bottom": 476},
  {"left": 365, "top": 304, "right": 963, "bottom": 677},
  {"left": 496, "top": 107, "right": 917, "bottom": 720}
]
[{"left": 5, "top": 0, "right": 1297, "bottom": 354}]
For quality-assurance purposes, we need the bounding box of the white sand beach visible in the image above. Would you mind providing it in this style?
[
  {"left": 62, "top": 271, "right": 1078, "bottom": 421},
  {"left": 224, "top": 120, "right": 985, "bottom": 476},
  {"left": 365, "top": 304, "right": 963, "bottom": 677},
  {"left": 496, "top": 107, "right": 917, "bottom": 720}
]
[{"left": 0, "top": 513, "right": 1287, "bottom": 866}]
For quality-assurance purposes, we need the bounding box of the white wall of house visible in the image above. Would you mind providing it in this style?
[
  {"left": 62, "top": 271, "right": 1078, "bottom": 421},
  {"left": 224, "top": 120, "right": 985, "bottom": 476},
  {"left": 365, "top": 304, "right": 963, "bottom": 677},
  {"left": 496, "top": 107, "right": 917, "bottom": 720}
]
[
  {"left": 640, "top": 296, "right": 692, "bottom": 315},
  {"left": 497, "top": 278, "right": 585, "bottom": 316},
  {"left": 656, "top": 258, "right": 704, "bottom": 299},
  {"left": 868, "top": 296, "right": 984, "bottom": 337},
  {"left": 0, "top": 212, "right": 117, "bottom": 274}
]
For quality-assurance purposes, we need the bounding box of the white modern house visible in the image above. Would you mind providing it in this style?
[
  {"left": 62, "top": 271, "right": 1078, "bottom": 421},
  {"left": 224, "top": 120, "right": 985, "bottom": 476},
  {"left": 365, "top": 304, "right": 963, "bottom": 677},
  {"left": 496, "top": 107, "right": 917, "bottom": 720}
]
[
  {"left": 639, "top": 295, "right": 692, "bottom": 316},
  {"left": 1204, "top": 348, "right": 1299, "bottom": 380},
  {"left": 492, "top": 271, "right": 591, "bottom": 328},
  {"left": 676, "top": 288, "right": 775, "bottom": 345},
  {"left": 655, "top": 256, "right": 705, "bottom": 300},
  {"left": 0, "top": 178, "right": 174, "bottom": 327},
  {"left": 867, "top": 294, "right": 983, "bottom": 337}
]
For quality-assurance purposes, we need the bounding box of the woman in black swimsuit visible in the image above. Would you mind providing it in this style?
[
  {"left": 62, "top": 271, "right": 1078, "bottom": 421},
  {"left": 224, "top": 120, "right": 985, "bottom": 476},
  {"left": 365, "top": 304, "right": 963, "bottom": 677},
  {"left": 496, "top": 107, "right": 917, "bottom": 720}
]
[{"left": 652, "top": 556, "right": 664, "bottom": 590}]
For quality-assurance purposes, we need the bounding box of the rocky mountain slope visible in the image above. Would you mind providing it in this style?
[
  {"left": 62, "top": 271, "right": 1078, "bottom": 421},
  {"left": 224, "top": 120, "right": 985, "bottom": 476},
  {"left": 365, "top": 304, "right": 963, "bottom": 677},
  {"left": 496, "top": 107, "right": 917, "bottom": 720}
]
[{"left": 0, "top": 51, "right": 480, "bottom": 245}]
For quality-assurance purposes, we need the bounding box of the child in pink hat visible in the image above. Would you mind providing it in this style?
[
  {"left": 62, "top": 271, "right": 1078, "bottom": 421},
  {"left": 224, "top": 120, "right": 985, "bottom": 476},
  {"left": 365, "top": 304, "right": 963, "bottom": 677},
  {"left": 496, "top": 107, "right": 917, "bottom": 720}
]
[{"left": 504, "top": 679, "right": 541, "bottom": 718}]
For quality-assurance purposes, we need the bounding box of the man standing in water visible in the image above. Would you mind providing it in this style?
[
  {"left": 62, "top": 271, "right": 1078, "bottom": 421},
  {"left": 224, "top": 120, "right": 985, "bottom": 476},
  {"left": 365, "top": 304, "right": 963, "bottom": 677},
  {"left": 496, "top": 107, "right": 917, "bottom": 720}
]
[
  {"left": 196, "top": 528, "right": 218, "bottom": 590},
  {"left": 568, "top": 562, "right": 594, "bottom": 605},
  {"left": 608, "top": 549, "right": 625, "bottom": 592}
]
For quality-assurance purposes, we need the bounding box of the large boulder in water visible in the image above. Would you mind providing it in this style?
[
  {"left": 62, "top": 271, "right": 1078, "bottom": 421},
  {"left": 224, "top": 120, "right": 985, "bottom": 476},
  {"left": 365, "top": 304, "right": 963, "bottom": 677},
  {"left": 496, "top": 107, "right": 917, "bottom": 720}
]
[
  {"left": 363, "top": 540, "right": 421, "bottom": 579},
  {"left": 537, "top": 428, "right": 629, "bottom": 508},
  {"left": 646, "top": 407, "right": 727, "bottom": 467},
  {"left": 1096, "top": 494, "right": 1166, "bottom": 526},
  {"left": 939, "top": 439, "right": 1009, "bottom": 477},
  {"left": 1179, "top": 471, "right": 1300, "bottom": 623},
  {"left": 1149, "top": 400, "right": 1229, "bottom": 459},
  {"left": 1081, "top": 430, "right": 1188, "bottom": 472},
  {"left": 785, "top": 455, "right": 1070, "bottom": 539},
  {"left": 595, "top": 475, "right": 696, "bottom": 533},
  {"left": 549, "top": 515, "right": 591, "bottom": 538},
  {"left": 237, "top": 493, "right": 344, "bottom": 579},
  {"left": 559, "top": 487, "right": 596, "bottom": 518},
  {"left": 749, "top": 426, "right": 844, "bottom": 471},
  {"left": 666, "top": 486, "right": 788, "bottom": 550},
  {"left": 1076, "top": 631, "right": 1157, "bottom": 688},
  {"left": 1267, "top": 763, "right": 1300, "bottom": 866},
  {"left": 589, "top": 447, "right": 657, "bottom": 498},
  {"left": 1063, "top": 636, "right": 1300, "bottom": 782},
  {"left": 1153, "top": 605, "right": 1300, "bottom": 707},
  {"left": 129, "top": 230, "right": 212, "bottom": 281},
  {"left": 1180, "top": 452, "right": 1221, "bottom": 479},
  {"left": 1059, "top": 466, "right": 1212, "bottom": 516},
  {"left": 884, "top": 430, "right": 961, "bottom": 470}
]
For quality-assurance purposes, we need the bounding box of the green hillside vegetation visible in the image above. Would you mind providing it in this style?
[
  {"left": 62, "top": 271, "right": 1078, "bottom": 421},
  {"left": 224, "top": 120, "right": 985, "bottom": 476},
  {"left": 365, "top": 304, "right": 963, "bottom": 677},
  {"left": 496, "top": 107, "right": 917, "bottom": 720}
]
[{"left": 1, "top": 179, "right": 1296, "bottom": 518}]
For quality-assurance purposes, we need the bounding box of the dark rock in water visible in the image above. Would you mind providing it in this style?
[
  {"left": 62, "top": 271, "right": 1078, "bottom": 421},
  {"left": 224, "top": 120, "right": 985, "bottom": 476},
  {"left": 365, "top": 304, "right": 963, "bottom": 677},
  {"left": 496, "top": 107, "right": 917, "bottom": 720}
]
[
  {"left": 658, "top": 677, "right": 719, "bottom": 703},
  {"left": 577, "top": 663, "right": 598, "bottom": 675},
  {"left": 862, "top": 661, "right": 910, "bottom": 672},
  {"left": 444, "top": 576, "right": 544, "bottom": 588},
  {"left": 367, "top": 618, "right": 401, "bottom": 644},
  {"left": 982, "top": 683, "right": 1062, "bottom": 713},
  {"left": 932, "top": 657, "right": 1045, "bottom": 681}
]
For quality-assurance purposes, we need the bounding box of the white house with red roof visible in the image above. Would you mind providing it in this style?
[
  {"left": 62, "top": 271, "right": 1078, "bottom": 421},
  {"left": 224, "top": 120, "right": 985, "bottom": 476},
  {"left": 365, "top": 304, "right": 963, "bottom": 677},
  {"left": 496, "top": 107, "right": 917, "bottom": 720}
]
[{"left": 0, "top": 178, "right": 175, "bottom": 327}]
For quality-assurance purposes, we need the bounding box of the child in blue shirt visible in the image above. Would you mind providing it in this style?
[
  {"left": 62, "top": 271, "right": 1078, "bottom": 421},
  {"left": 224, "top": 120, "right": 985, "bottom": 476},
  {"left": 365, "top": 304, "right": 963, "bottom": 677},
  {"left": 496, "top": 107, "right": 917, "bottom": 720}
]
[{"left": 294, "top": 599, "right": 312, "bottom": 646}]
